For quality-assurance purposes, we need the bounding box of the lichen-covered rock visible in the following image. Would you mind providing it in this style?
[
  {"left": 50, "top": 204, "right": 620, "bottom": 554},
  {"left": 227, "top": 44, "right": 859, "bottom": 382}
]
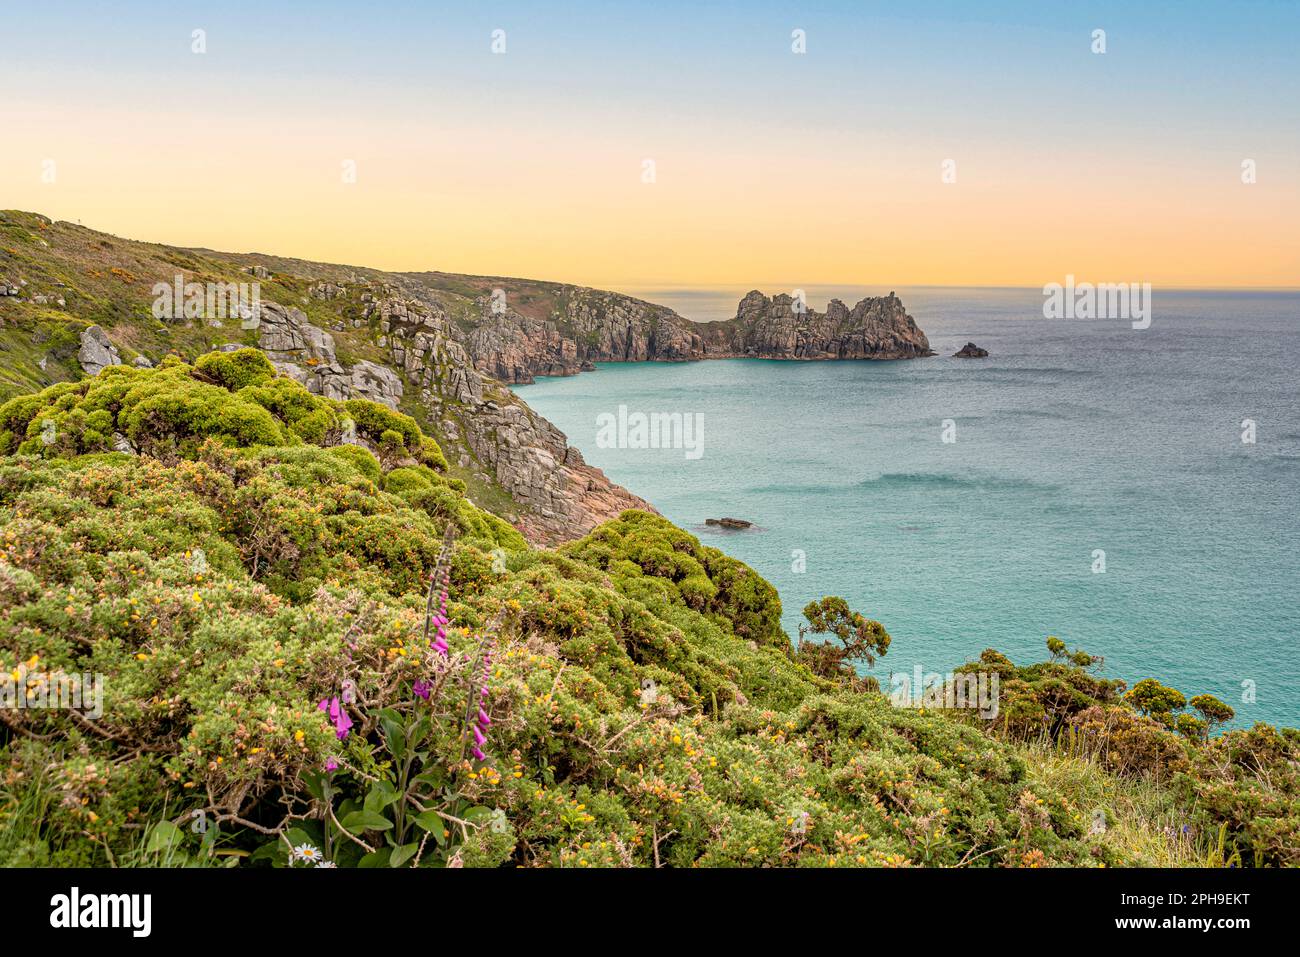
[{"left": 77, "top": 325, "right": 121, "bottom": 376}]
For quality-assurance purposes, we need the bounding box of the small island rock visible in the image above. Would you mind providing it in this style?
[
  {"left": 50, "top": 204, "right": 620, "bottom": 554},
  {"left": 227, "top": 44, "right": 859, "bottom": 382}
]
[{"left": 705, "top": 517, "right": 753, "bottom": 529}]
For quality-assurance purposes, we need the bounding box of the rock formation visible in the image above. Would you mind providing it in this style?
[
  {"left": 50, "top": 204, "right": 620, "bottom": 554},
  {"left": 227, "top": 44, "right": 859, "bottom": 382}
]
[
  {"left": 253, "top": 283, "right": 651, "bottom": 544},
  {"left": 456, "top": 286, "right": 933, "bottom": 384},
  {"left": 77, "top": 325, "right": 121, "bottom": 376},
  {"left": 953, "top": 342, "right": 989, "bottom": 358}
]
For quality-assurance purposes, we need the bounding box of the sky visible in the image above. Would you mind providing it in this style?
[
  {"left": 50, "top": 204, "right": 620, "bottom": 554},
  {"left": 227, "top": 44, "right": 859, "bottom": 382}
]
[{"left": 2, "top": 0, "right": 1298, "bottom": 289}]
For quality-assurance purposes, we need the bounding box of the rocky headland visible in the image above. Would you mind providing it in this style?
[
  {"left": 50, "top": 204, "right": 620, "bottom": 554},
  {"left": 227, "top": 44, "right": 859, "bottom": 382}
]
[
  {"left": 459, "top": 285, "right": 933, "bottom": 384},
  {"left": 0, "top": 210, "right": 931, "bottom": 544}
]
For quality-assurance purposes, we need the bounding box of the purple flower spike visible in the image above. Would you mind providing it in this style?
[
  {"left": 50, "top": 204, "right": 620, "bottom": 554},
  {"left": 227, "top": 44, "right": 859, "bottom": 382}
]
[
  {"left": 319, "top": 696, "right": 353, "bottom": 740},
  {"left": 413, "top": 679, "right": 432, "bottom": 701},
  {"left": 478, "top": 709, "right": 491, "bottom": 726},
  {"left": 471, "top": 747, "right": 486, "bottom": 762}
]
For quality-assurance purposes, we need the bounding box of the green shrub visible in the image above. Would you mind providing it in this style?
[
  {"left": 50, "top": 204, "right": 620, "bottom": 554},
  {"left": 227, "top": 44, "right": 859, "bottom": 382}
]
[{"left": 194, "top": 348, "right": 278, "bottom": 391}]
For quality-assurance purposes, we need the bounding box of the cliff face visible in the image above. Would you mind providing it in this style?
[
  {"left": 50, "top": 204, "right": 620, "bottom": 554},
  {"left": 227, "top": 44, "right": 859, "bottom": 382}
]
[
  {"left": 461, "top": 287, "right": 700, "bottom": 384},
  {"left": 248, "top": 281, "right": 656, "bottom": 545},
  {"left": 457, "top": 285, "right": 932, "bottom": 384},
  {"left": 0, "top": 211, "right": 652, "bottom": 545}
]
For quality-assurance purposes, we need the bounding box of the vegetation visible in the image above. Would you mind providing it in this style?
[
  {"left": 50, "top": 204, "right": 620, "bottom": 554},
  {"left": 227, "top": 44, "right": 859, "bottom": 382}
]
[
  {"left": 2, "top": 210, "right": 1300, "bottom": 868},
  {"left": 0, "top": 289, "right": 1295, "bottom": 868}
]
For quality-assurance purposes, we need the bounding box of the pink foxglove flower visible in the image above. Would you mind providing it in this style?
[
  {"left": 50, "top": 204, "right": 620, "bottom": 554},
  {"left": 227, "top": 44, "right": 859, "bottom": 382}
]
[{"left": 318, "top": 696, "right": 353, "bottom": 740}]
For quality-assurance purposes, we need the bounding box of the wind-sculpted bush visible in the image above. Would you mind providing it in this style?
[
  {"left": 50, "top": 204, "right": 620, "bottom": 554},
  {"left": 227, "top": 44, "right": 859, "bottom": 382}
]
[
  {"left": 795, "top": 596, "right": 891, "bottom": 690},
  {"left": 956, "top": 644, "right": 1125, "bottom": 742}
]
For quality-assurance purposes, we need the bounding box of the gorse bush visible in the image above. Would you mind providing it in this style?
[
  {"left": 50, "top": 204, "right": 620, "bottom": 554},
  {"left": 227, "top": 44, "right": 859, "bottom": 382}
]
[
  {"left": 0, "top": 360, "right": 1296, "bottom": 868},
  {"left": 0, "top": 349, "right": 437, "bottom": 466},
  {"left": 953, "top": 639, "right": 1300, "bottom": 866}
]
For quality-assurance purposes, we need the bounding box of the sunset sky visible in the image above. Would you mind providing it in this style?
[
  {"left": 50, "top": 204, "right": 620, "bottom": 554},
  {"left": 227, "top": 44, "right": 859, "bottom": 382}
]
[{"left": 3, "top": 0, "right": 1297, "bottom": 289}]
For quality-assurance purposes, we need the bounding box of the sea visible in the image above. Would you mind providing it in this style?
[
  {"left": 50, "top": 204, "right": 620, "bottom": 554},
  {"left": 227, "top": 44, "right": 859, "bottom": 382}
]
[{"left": 512, "top": 286, "right": 1300, "bottom": 729}]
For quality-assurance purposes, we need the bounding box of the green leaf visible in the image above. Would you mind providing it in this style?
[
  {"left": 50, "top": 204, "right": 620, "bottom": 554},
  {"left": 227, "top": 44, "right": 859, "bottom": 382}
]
[
  {"left": 340, "top": 809, "right": 393, "bottom": 833},
  {"left": 364, "top": 780, "right": 399, "bottom": 813},
  {"left": 410, "top": 716, "right": 432, "bottom": 745},
  {"left": 412, "top": 810, "right": 447, "bottom": 845},
  {"left": 389, "top": 842, "right": 419, "bottom": 867},
  {"left": 358, "top": 847, "right": 392, "bottom": 868},
  {"left": 412, "top": 767, "right": 446, "bottom": 790},
  {"left": 249, "top": 840, "right": 282, "bottom": 866},
  {"left": 381, "top": 717, "right": 406, "bottom": 761}
]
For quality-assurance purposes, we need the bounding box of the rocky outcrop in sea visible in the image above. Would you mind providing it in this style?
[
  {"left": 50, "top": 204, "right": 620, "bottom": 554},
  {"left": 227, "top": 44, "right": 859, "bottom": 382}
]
[{"left": 457, "top": 287, "right": 933, "bottom": 384}]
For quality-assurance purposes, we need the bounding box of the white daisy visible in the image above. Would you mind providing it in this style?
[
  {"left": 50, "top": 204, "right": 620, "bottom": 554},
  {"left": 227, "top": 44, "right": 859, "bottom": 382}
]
[
  {"left": 315, "top": 859, "right": 337, "bottom": 869},
  {"left": 292, "top": 843, "right": 321, "bottom": 863}
]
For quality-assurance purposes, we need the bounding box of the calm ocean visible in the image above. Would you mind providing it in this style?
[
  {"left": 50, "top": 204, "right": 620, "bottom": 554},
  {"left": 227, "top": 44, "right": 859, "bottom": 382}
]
[{"left": 513, "top": 287, "right": 1300, "bottom": 728}]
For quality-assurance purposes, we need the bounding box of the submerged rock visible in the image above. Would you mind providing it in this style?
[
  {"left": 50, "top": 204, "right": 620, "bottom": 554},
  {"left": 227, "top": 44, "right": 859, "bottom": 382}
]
[{"left": 706, "top": 517, "right": 753, "bottom": 529}]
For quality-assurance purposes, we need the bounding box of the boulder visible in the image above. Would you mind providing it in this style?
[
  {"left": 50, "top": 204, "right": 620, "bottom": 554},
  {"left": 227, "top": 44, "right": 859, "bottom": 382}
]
[
  {"left": 705, "top": 517, "right": 753, "bottom": 529},
  {"left": 77, "top": 325, "right": 122, "bottom": 376},
  {"left": 952, "top": 342, "right": 989, "bottom": 358}
]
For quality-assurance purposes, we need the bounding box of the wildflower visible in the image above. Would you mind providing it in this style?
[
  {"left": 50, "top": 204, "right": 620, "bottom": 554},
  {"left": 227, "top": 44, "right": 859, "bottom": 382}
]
[
  {"left": 424, "top": 533, "right": 455, "bottom": 655},
  {"left": 318, "top": 696, "right": 353, "bottom": 740},
  {"left": 465, "top": 640, "right": 497, "bottom": 760},
  {"left": 292, "top": 843, "right": 322, "bottom": 863},
  {"left": 325, "top": 757, "right": 339, "bottom": 772},
  {"left": 413, "top": 679, "right": 432, "bottom": 701},
  {"left": 315, "top": 859, "right": 337, "bottom": 869}
]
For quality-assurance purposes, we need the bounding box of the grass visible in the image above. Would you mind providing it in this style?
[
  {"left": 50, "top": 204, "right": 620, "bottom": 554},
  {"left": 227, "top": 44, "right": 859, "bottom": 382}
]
[{"left": 1020, "top": 738, "right": 1205, "bottom": 866}]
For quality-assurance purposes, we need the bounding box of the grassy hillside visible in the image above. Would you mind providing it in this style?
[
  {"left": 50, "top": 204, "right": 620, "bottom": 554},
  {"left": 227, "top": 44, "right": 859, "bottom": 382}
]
[{"left": 0, "top": 355, "right": 1296, "bottom": 868}]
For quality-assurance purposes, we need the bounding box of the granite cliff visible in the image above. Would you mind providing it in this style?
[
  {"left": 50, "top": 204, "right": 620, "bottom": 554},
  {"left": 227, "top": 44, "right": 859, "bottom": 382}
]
[
  {"left": 457, "top": 284, "right": 933, "bottom": 384},
  {"left": 0, "top": 212, "right": 650, "bottom": 544}
]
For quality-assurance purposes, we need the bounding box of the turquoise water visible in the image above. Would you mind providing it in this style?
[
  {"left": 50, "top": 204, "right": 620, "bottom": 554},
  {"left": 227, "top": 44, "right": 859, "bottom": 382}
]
[{"left": 513, "top": 288, "right": 1300, "bottom": 728}]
